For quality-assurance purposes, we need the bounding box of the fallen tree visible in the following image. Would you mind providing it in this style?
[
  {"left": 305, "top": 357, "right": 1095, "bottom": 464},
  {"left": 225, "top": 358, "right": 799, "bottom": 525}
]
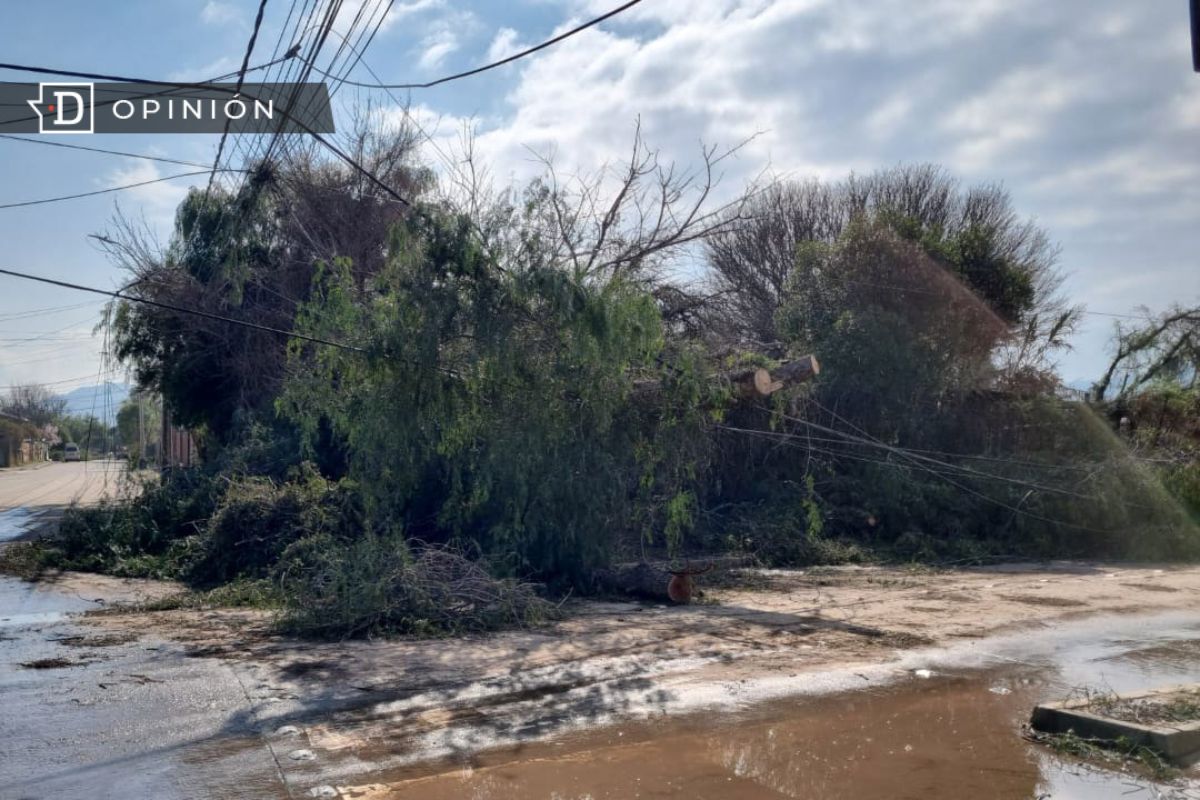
[
  {"left": 634, "top": 354, "right": 821, "bottom": 401},
  {"left": 592, "top": 556, "right": 750, "bottom": 603}
]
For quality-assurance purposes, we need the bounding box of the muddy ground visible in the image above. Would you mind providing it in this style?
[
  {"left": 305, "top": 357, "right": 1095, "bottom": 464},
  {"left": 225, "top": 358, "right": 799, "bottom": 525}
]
[{"left": 43, "top": 561, "right": 1195, "bottom": 796}]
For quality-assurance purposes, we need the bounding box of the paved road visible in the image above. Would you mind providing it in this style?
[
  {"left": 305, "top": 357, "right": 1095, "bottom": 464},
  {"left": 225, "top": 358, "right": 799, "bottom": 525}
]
[
  {"left": 0, "top": 575, "right": 290, "bottom": 800},
  {"left": 0, "top": 461, "right": 126, "bottom": 541},
  {"left": 0, "top": 463, "right": 291, "bottom": 799}
]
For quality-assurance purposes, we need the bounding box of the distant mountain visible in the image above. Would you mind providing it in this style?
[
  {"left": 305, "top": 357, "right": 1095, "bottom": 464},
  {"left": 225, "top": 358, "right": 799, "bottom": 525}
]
[{"left": 57, "top": 382, "right": 131, "bottom": 424}]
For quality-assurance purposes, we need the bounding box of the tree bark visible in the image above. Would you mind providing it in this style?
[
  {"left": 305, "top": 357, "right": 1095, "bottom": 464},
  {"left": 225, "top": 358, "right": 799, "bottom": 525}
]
[
  {"left": 633, "top": 353, "right": 820, "bottom": 402},
  {"left": 592, "top": 556, "right": 749, "bottom": 602}
]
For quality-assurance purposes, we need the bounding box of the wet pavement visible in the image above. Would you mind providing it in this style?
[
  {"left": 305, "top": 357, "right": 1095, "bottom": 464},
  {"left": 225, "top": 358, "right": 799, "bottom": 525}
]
[
  {"left": 367, "top": 672, "right": 1197, "bottom": 799},
  {"left": 0, "top": 576, "right": 289, "bottom": 800},
  {"left": 2, "top": 571, "right": 1199, "bottom": 799},
  {"left": 353, "top": 614, "right": 1200, "bottom": 799}
]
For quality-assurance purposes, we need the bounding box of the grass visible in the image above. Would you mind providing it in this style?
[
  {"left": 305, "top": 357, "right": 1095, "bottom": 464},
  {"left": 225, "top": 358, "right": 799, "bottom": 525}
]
[
  {"left": 1088, "top": 688, "right": 1200, "bottom": 727},
  {"left": 1025, "top": 728, "right": 1180, "bottom": 782}
]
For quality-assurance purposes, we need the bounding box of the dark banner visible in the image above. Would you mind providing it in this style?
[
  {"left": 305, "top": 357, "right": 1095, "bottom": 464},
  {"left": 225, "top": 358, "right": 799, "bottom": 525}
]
[{"left": 0, "top": 82, "right": 335, "bottom": 134}]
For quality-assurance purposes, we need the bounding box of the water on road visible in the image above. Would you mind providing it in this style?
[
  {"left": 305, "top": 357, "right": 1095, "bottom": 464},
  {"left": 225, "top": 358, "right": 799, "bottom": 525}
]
[
  {"left": 2, "top": 569, "right": 1199, "bottom": 799},
  {"left": 364, "top": 614, "right": 1200, "bottom": 799}
]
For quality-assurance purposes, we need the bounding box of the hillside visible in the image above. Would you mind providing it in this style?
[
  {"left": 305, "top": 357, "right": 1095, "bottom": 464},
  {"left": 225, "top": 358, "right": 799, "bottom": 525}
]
[{"left": 57, "top": 382, "right": 131, "bottom": 424}]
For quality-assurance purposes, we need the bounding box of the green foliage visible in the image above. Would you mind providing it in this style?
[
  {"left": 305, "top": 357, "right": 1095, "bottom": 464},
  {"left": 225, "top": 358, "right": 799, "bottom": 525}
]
[
  {"left": 188, "top": 466, "right": 362, "bottom": 586},
  {"left": 778, "top": 220, "right": 999, "bottom": 438},
  {"left": 46, "top": 471, "right": 222, "bottom": 578},
  {"left": 282, "top": 212, "right": 712, "bottom": 587},
  {"left": 59, "top": 153, "right": 1196, "bottom": 640},
  {"left": 115, "top": 394, "right": 161, "bottom": 463}
]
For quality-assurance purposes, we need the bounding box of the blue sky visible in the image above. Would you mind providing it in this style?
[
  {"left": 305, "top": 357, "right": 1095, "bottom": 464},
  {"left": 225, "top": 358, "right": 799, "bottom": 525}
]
[{"left": 1, "top": 0, "right": 1197, "bottom": 395}]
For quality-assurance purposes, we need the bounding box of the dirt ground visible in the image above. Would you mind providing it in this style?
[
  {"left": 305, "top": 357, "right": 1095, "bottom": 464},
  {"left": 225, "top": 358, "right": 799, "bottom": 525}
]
[{"left": 64, "top": 560, "right": 1200, "bottom": 793}]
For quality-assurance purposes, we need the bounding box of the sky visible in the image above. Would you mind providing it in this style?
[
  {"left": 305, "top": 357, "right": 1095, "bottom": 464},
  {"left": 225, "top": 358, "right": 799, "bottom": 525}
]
[{"left": 0, "top": 0, "right": 1197, "bottom": 395}]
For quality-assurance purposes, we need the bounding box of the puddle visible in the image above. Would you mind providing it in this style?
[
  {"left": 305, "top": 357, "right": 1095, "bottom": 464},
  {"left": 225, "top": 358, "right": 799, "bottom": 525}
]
[
  {"left": 0, "top": 574, "right": 97, "bottom": 629},
  {"left": 0, "top": 574, "right": 290, "bottom": 800},
  {"left": 368, "top": 617, "right": 1200, "bottom": 799},
  {"left": 0, "top": 506, "right": 38, "bottom": 541},
  {"left": 3, "top": 572, "right": 1198, "bottom": 799}
]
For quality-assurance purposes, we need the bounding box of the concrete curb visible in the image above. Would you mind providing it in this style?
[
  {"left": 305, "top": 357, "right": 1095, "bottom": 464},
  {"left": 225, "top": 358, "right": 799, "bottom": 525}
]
[{"left": 1031, "top": 683, "right": 1200, "bottom": 767}]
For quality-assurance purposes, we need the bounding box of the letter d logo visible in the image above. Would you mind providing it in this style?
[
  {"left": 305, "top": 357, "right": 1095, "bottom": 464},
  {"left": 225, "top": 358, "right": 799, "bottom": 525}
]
[{"left": 28, "top": 82, "right": 94, "bottom": 134}]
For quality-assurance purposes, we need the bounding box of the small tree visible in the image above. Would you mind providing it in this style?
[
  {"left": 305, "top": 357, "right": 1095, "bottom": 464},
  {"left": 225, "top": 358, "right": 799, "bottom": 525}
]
[
  {"left": 116, "top": 392, "right": 162, "bottom": 464},
  {"left": 1, "top": 383, "right": 68, "bottom": 427}
]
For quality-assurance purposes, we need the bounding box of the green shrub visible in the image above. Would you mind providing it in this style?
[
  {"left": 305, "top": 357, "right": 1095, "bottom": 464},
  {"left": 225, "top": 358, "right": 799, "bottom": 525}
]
[
  {"left": 187, "top": 466, "right": 362, "bottom": 586},
  {"left": 46, "top": 471, "right": 223, "bottom": 577}
]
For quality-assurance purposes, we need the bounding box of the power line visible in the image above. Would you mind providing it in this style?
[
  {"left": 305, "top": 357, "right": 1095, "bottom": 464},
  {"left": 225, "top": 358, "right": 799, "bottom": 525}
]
[
  {"left": 305, "top": 0, "right": 645, "bottom": 89},
  {"left": 278, "top": 13, "right": 472, "bottom": 204},
  {"left": 0, "top": 134, "right": 248, "bottom": 172},
  {"left": 0, "top": 372, "right": 114, "bottom": 389},
  {"left": 778, "top": 403, "right": 1150, "bottom": 529},
  {"left": 324, "top": 0, "right": 395, "bottom": 101},
  {"left": 207, "top": 0, "right": 273, "bottom": 194},
  {"left": 259, "top": 0, "right": 343, "bottom": 168},
  {"left": 0, "top": 301, "right": 103, "bottom": 322},
  {"left": 0, "top": 58, "right": 416, "bottom": 209},
  {"left": 222, "top": 0, "right": 313, "bottom": 170},
  {"left": 0, "top": 170, "right": 221, "bottom": 210},
  {"left": 0, "top": 266, "right": 366, "bottom": 354}
]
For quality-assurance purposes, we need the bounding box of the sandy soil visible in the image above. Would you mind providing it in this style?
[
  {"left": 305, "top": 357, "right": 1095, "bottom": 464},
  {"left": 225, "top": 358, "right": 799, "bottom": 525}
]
[{"left": 64, "top": 560, "right": 1200, "bottom": 792}]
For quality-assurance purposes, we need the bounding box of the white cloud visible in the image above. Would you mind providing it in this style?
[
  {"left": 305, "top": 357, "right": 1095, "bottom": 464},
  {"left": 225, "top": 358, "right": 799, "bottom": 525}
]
[
  {"left": 332, "top": 0, "right": 443, "bottom": 37},
  {"left": 200, "top": 1, "right": 243, "bottom": 27},
  {"left": 101, "top": 161, "right": 196, "bottom": 232},
  {"left": 403, "top": 0, "right": 1198, "bottom": 382},
  {"left": 486, "top": 27, "right": 526, "bottom": 62},
  {"left": 940, "top": 67, "right": 1091, "bottom": 172},
  {"left": 418, "top": 27, "right": 460, "bottom": 71}
]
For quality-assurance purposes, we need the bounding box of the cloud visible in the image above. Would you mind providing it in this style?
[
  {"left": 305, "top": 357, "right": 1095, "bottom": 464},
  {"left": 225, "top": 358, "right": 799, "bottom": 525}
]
[
  {"left": 200, "top": 1, "right": 243, "bottom": 27},
  {"left": 486, "top": 27, "right": 526, "bottom": 62},
  {"left": 101, "top": 161, "right": 196, "bottom": 232},
  {"left": 406, "top": 0, "right": 1199, "bottom": 382},
  {"left": 418, "top": 27, "right": 461, "bottom": 70},
  {"left": 332, "top": 0, "right": 443, "bottom": 37}
]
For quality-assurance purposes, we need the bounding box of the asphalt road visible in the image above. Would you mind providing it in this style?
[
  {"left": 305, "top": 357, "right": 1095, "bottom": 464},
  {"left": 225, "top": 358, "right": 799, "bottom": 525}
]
[
  {"left": 0, "top": 574, "right": 290, "bottom": 800},
  {"left": 0, "top": 463, "right": 292, "bottom": 799},
  {"left": 0, "top": 461, "right": 126, "bottom": 541}
]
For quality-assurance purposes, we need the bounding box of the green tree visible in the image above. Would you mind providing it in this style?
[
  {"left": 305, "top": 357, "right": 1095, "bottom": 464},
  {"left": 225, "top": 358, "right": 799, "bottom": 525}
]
[
  {"left": 282, "top": 209, "right": 712, "bottom": 586},
  {"left": 116, "top": 393, "right": 161, "bottom": 464}
]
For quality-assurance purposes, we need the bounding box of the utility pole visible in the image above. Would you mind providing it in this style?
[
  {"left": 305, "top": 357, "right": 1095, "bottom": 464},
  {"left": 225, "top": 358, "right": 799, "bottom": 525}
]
[
  {"left": 1193, "top": 0, "right": 1200, "bottom": 72},
  {"left": 137, "top": 393, "right": 145, "bottom": 469}
]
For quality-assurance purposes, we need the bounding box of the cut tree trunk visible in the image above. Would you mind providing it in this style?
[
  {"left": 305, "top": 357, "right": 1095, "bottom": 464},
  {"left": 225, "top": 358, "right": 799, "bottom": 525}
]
[
  {"left": 633, "top": 353, "right": 821, "bottom": 402},
  {"left": 592, "top": 556, "right": 750, "bottom": 603}
]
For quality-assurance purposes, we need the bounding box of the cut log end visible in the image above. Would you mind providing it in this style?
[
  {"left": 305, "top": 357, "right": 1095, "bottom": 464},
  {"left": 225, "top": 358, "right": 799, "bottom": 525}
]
[{"left": 736, "top": 355, "right": 821, "bottom": 398}]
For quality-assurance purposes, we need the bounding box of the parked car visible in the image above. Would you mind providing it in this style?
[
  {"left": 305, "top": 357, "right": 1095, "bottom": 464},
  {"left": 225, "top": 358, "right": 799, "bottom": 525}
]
[{"left": 63, "top": 442, "right": 80, "bottom": 462}]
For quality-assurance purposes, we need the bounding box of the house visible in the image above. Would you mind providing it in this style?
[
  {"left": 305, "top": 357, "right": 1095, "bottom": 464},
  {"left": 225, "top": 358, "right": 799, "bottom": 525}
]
[{"left": 0, "top": 411, "right": 43, "bottom": 468}]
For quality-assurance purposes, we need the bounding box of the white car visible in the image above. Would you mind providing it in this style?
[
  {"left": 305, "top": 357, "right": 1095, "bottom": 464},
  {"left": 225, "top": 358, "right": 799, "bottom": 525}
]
[{"left": 63, "top": 442, "right": 80, "bottom": 462}]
